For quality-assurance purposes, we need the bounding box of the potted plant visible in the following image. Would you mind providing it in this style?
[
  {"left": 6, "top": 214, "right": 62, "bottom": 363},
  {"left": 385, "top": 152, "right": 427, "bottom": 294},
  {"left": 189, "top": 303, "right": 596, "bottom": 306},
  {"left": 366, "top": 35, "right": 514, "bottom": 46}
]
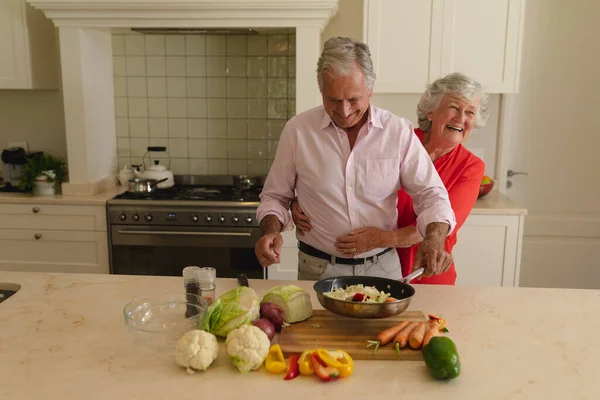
[{"left": 19, "top": 153, "right": 67, "bottom": 196}]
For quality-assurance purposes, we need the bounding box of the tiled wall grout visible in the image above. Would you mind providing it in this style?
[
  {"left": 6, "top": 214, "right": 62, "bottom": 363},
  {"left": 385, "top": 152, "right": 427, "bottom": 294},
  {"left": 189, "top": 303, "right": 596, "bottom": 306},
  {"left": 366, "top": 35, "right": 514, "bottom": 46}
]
[{"left": 114, "top": 30, "right": 296, "bottom": 176}]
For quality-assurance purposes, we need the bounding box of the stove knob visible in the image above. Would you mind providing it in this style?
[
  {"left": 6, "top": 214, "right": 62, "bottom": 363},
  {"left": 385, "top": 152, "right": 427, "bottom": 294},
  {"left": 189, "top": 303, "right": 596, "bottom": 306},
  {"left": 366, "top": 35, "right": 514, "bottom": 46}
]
[
  {"left": 218, "top": 216, "right": 226, "bottom": 223},
  {"left": 132, "top": 214, "right": 139, "bottom": 221},
  {"left": 119, "top": 213, "right": 126, "bottom": 221},
  {"left": 191, "top": 215, "right": 199, "bottom": 222},
  {"left": 245, "top": 216, "right": 253, "bottom": 224},
  {"left": 231, "top": 216, "right": 239, "bottom": 223},
  {"left": 145, "top": 214, "right": 153, "bottom": 222},
  {"left": 205, "top": 215, "right": 212, "bottom": 223}
]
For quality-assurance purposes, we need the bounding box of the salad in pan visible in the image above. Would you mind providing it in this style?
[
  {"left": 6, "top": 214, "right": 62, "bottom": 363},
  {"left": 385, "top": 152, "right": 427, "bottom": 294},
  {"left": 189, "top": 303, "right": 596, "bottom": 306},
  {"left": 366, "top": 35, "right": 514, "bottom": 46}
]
[{"left": 323, "top": 284, "right": 391, "bottom": 303}]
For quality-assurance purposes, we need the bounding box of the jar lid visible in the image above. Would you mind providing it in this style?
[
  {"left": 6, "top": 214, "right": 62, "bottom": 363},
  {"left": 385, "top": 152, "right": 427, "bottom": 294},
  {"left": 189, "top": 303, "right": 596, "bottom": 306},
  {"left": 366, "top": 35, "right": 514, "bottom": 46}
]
[
  {"left": 198, "top": 267, "right": 216, "bottom": 282},
  {"left": 183, "top": 266, "right": 201, "bottom": 281}
]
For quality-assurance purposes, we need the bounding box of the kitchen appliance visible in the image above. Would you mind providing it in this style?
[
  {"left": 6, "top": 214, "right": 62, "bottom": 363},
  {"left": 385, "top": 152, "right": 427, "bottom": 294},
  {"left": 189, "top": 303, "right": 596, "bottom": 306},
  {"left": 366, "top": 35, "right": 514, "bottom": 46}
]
[
  {"left": 278, "top": 310, "right": 427, "bottom": 360},
  {"left": 126, "top": 177, "right": 168, "bottom": 194},
  {"left": 107, "top": 175, "right": 266, "bottom": 279},
  {"left": 1, "top": 147, "right": 30, "bottom": 189},
  {"left": 133, "top": 147, "right": 175, "bottom": 189},
  {"left": 312, "top": 268, "right": 425, "bottom": 319}
]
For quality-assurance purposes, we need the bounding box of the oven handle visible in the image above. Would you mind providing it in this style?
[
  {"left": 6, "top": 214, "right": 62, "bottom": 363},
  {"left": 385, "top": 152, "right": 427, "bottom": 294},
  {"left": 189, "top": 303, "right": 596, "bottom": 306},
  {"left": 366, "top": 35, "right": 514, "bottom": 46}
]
[{"left": 117, "top": 230, "right": 252, "bottom": 237}]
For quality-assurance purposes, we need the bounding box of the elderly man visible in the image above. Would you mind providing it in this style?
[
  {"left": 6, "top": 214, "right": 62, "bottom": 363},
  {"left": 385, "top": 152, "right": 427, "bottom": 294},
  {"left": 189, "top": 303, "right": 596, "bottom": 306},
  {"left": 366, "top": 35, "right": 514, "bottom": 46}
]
[{"left": 255, "top": 37, "right": 456, "bottom": 281}]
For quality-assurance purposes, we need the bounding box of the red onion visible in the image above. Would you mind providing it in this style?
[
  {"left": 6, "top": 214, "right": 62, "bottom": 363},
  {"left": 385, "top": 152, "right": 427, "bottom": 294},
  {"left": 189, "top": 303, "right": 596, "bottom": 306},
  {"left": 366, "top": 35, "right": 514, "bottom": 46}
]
[
  {"left": 252, "top": 318, "right": 275, "bottom": 341},
  {"left": 260, "top": 302, "right": 285, "bottom": 331}
]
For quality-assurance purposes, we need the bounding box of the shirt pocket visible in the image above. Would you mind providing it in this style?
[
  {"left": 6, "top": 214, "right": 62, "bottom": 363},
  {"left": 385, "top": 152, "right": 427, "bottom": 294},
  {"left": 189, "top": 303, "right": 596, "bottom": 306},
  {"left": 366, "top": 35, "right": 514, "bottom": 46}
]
[{"left": 363, "top": 158, "right": 400, "bottom": 198}]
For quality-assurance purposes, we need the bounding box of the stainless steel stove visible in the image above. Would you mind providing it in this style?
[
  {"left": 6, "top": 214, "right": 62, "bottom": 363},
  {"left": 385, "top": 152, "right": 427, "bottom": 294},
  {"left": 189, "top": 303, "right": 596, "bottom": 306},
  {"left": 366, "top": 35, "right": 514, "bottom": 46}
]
[{"left": 107, "top": 175, "right": 266, "bottom": 279}]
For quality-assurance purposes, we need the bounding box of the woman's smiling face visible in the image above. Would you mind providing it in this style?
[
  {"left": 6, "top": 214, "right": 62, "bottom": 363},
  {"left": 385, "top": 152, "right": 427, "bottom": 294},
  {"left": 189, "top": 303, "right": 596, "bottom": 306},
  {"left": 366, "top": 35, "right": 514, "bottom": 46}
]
[{"left": 427, "top": 94, "right": 480, "bottom": 145}]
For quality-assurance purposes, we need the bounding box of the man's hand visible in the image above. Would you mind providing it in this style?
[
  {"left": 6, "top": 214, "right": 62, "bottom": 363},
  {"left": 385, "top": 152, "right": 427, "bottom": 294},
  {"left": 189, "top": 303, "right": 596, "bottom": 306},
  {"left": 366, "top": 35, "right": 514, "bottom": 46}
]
[
  {"left": 335, "top": 227, "right": 388, "bottom": 257},
  {"left": 255, "top": 232, "right": 283, "bottom": 267},
  {"left": 413, "top": 222, "right": 453, "bottom": 277},
  {"left": 290, "top": 198, "right": 312, "bottom": 235}
]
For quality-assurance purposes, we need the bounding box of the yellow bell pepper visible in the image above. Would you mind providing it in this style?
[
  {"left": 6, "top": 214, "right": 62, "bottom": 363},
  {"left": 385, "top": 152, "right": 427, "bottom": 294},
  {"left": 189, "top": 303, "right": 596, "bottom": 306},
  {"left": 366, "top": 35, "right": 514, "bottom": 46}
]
[
  {"left": 316, "top": 349, "right": 354, "bottom": 377},
  {"left": 298, "top": 349, "right": 316, "bottom": 375},
  {"left": 265, "top": 344, "right": 287, "bottom": 374}
]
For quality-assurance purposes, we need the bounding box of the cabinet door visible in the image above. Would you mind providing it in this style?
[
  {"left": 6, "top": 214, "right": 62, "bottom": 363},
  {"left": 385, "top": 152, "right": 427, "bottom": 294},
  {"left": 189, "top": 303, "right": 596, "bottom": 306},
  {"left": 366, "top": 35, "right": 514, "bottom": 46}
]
[
  {"left": 452, "top": 214, "right": 522, "bottom": 287},
  {"left": 433, "top": 0, "right": 525, "bottom": 93},
  {"left": 364, "top": 0, "right": 438, "bottom": 93},
  {"left": 0, "top": 0, "right": 59, "bottom": 89},
  {"left": 0, "top": 0, "right": 29, "bottom": 88},
  {"left": 267, "top": 230, "right": 299, "bottom": 280},
  {"left": 0, "top": 229, "right": 109, "bottom": 273}
]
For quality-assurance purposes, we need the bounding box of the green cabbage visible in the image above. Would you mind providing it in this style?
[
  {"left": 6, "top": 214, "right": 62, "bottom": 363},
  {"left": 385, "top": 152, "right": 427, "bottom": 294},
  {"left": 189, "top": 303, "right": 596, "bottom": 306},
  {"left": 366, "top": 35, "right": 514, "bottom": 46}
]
[
  {"left": 203, "top": 286, "right": 260, "bottom": 337},
  {"left": 261, "top": 285, "right": 312, "bottom": 323}
]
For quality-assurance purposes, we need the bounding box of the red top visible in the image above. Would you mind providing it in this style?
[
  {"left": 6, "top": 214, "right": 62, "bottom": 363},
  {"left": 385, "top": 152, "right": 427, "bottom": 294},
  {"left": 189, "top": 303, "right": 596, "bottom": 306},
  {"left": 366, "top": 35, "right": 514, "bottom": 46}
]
[{"left": 397, "top": 128, "right": 485, "bottom": 285}]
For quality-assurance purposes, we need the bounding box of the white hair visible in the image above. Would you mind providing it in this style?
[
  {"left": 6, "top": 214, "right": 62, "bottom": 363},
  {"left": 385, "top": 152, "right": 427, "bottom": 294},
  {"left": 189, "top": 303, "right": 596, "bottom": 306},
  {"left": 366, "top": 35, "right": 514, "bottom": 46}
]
[
  {"left": 316, "top": 37, "right": 376, "bottom": 92},
  {"left": 417, "top": 72, "right": 490, "bottom": 132}
]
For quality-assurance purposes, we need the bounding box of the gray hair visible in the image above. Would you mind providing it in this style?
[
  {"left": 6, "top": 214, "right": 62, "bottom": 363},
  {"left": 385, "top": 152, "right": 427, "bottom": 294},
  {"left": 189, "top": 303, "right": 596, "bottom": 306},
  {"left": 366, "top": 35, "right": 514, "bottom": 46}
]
[
  {"left": 416, "top": 72, "right": 490, "bottom": 132},
  {"left": 316, "top": 37, "right": 376, "bottom": 92}
]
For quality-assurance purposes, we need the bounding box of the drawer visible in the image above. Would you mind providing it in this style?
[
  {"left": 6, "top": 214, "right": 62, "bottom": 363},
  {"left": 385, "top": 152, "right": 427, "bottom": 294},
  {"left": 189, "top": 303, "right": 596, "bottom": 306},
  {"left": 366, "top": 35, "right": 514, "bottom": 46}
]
[
  {"left": 0, "top": 203, "right": 106, "bottom": 231},
  {"left": 0, "top": 229, "right": 108, "bottom": 273}
]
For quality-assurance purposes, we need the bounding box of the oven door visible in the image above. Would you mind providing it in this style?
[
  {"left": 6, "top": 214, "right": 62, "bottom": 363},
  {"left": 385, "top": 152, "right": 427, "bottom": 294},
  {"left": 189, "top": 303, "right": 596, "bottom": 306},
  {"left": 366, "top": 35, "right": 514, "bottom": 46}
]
[{"left": 109, "top": 225, "right": 265, "bottom": 279}]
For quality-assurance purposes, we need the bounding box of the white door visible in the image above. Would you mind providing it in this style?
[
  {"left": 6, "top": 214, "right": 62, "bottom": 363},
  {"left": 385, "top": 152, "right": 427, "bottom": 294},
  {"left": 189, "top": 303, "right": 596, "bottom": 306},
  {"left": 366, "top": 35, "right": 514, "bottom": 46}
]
[
  {"left": 0, "top": 0, "right": 29, "bottom": 88},
  {"left": 498, "top": 0, "right": 600, "bottom": 289}
]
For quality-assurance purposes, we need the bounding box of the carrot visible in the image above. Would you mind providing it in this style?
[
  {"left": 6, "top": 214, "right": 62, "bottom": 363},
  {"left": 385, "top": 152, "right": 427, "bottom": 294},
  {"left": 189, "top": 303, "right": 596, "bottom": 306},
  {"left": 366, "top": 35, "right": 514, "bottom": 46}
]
[
  {"left": 408, "top": 322, "right": 426, "bottom": 349},
  {"left": 423, "top": 323, "right": 441, "bottom": 346},
  {"left": 393, "top": 321, "right": 418, "bottom": 348},
  {"left": 366, "top": 320, "right": 409, "bottom": 355},
  {"left": 384, "top": 297, "right": 398, "bottom": 303},
  {"left": 377, "top": 320, "right": 409, "bottom": 345}
]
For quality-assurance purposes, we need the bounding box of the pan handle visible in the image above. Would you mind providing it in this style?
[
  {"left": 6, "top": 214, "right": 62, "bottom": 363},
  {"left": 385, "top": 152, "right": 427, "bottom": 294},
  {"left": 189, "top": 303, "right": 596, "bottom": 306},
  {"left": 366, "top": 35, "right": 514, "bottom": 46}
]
[
  {"left": 400, "top": 267, "right": 425, "bottom": 283},
  {"left": 149, "top": 177, "right": 169, "bottom": 188}
]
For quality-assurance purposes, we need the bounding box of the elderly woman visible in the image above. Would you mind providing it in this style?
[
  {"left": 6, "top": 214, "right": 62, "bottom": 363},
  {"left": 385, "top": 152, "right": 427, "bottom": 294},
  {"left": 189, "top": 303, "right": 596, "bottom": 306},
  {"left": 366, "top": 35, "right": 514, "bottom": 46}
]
[{"left": 291, "top": 72, "right": 489, "bottom": 284}]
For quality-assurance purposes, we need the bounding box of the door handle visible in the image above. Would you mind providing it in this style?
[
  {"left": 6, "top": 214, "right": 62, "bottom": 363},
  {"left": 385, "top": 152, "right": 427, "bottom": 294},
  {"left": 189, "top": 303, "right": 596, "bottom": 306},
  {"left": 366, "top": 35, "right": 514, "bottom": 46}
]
[{"left": 507, "top": 169, "right": 528, "bottom": 178}]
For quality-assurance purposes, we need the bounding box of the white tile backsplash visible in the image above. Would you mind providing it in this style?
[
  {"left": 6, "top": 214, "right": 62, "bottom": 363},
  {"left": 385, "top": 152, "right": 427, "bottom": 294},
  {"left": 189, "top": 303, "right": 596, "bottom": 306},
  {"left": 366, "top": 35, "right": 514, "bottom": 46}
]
[
  {"left": 186, "top": 36, "right": 206, "bottom": 56},
  {"left": 129, "top": 118, "right": 149, "bottom": 137},
  {"left": 166, "top": 36, "right": 186, "bottom": 56},
  {"left": 207, "top": 119, "right": 227, "bottom": 139},
  {"left": 149, "top": 118, "right": 168, "bottom": 137},
  {"left": 168, "top": 118, "right": 188, "bottom": 138},
  {"left": 126, "top": 57, "right": 146, "bottom": 76},
  {"left": 125, "top": 35, "right": 145, "bottom": 56},
  {"left": 145, "top": 35, "right": 166, "bottom": 56},
  {"left": 167, "top": 77, "right": 187, "bottom": 97},
  {"left": 114, "top": 30, "right": 295, "bottom": 173},
  {"left": 148, "top": 98, "right": 168, "bottom": 118},
  {"left": 127, "top": 77, "right": 147, "bottom": 97},
  {"left": 147, "top": 77, "right": 167, "bottom": 97}
]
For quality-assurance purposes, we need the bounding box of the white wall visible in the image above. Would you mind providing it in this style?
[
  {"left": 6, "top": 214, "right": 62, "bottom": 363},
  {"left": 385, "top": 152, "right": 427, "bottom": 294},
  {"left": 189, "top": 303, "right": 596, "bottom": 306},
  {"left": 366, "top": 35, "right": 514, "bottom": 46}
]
[
  {"left": 321, "top": 0, "right": 500, "bottom": 177},
  {"left": 503, "top": 0, "right": 600, "bottom": 289},
  {"left": 0, "top": 90, "right": 67, "bottom": 162}
]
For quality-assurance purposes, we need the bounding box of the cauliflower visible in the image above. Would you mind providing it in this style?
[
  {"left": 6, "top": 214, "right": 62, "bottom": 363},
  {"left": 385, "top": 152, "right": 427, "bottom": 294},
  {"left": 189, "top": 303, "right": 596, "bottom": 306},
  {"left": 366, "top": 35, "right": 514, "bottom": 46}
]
[
  {"left": 175, "top": 330, "right": 219, "bottom": 375},
  {"left": 225, "top": 325, "right": 270, "bottom": 373}
]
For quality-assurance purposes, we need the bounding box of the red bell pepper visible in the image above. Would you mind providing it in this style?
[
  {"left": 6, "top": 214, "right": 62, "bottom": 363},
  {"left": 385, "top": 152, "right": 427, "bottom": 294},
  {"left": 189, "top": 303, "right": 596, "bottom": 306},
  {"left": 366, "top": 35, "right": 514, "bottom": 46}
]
[
  {"left": 284, "top": 354, "right": 300, "bottom": 380},
  {"left": 309, "top": 352, "right": 340, "bottom": 382}
]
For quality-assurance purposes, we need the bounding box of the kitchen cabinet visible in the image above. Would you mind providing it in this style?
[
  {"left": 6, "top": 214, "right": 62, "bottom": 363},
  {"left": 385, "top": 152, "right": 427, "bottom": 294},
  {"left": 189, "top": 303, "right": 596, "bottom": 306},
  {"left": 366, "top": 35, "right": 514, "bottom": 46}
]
[
  {"left": 0, "top": 203, "right": 109, "bottom": 273},
  {"left": 0, "top": 0, "right": 60, "bottom": 89},
  {"left": 267, "top": 213, "right": 524, "bottom": 287},
  {"left": 363, "top": 0, "right": 525, "bottom": 93}
]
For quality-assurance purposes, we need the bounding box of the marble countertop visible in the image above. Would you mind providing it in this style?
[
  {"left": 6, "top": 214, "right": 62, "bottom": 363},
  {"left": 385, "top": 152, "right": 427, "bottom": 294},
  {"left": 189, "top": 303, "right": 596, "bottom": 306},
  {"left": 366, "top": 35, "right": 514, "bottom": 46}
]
[
  {"left": 0, "top": 185, "right": 526, "bottom": 216},
  {"left": 471, "top": 190, "right": 527, "bottom": 216},
  {"left": 0, "top": 271, "right": 596, "bottom": 399},
  {"left": 0, "top": 185, "right": 126, "bottom": 205}
]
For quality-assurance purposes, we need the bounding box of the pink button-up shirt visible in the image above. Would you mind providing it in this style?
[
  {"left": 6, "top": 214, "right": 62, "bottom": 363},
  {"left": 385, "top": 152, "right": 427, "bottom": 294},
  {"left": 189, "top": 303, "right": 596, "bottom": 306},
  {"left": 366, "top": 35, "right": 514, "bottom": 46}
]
[{"left": 257, "top": 104, "right": 456, "bottom": 258}]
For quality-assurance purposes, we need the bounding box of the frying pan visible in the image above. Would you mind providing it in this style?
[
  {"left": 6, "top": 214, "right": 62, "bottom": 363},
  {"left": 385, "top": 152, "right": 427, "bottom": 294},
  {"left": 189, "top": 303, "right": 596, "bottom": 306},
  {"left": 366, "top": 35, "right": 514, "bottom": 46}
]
[{"left": 313, "top": 268, "right": 424, "bottom": 319}]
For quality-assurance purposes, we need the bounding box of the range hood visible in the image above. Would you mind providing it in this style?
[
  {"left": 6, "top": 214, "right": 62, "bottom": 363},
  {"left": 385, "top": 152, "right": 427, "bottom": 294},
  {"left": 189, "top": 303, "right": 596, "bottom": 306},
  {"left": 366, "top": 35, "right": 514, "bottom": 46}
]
[
  {"left": 131, "top": 28, "right": 259, "bottom": 35},
  {"left": 25, "top": 0, "right": 339, "bottom": 196}
]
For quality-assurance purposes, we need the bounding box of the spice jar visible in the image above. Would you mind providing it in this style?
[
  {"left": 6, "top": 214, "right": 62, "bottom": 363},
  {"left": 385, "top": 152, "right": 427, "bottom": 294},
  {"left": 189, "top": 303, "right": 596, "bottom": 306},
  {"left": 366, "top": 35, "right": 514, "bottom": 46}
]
[
  {"left": 198, "top": 267, "right": 216, "bottom": 305},
  {"left": 182, "top": 266, "right": 201, "bottom": 318}
]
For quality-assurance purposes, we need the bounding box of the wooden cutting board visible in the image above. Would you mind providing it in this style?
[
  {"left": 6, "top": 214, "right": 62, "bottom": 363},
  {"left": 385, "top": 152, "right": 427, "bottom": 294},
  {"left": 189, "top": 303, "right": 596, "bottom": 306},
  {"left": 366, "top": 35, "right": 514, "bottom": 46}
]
[{"left": 278, "top": 310, "right": 428, "bottom": 361}]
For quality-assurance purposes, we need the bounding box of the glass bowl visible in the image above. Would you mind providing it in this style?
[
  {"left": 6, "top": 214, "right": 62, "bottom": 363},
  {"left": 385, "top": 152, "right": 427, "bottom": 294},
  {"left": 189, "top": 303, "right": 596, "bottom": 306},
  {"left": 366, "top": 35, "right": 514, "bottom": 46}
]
[{"left": 123, "top": 293, "right": 209, "bottom": 351}]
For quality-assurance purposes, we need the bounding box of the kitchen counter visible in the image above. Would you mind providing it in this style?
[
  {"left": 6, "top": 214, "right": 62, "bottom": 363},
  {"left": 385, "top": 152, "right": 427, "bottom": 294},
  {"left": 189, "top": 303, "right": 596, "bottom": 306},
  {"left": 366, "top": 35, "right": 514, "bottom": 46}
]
[
  {"left": 0, "top": 185, "right": 126, "bottom": 205},
  {"left": 1, "top": 272, "right": 596, "bottom": 399},
  {"left": 471, "top": 190, "right": 527, "bottom": 216}
]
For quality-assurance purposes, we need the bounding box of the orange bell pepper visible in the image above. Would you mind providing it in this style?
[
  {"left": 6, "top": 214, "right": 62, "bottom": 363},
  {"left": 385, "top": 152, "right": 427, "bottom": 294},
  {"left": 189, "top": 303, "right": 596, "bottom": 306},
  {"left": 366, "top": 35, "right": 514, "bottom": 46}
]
[
  {"left": 265, "top": 344, "right": 287, "bottom": 374},
  {"left": 298, "top": 349, "right": 316, "bottom": 375},
  {"left": 316, "top": 349, "right": 354, "bottom": 377}
]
